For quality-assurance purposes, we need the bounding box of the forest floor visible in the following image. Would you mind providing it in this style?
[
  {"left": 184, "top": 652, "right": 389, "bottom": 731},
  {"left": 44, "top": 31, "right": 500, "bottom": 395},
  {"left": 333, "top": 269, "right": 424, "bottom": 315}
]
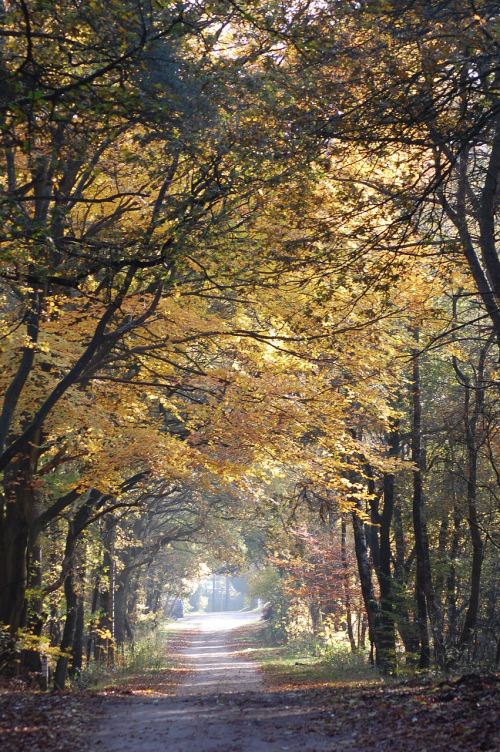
[
  {"left": 90, "top": 611, "right": 498, "bottom": 752},
  {"left": 1, "top": 612, "right": 498, "bottom": 751}
]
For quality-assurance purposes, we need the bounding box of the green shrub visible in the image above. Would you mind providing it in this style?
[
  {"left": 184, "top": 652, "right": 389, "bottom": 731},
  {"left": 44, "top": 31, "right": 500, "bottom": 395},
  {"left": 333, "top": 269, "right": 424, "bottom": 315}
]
[{"left": 76, "top": 623, "right": 171, "bottom": 688}]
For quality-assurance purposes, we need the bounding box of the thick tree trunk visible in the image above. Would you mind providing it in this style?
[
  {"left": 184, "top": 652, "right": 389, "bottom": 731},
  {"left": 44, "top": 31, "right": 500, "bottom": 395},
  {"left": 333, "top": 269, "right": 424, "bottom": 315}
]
[
  {"left": 0, "top": 507, "right": 29, "bottom": 631},
  {"left": 0, "top": 454, "right": 39, "bottom": 633}
]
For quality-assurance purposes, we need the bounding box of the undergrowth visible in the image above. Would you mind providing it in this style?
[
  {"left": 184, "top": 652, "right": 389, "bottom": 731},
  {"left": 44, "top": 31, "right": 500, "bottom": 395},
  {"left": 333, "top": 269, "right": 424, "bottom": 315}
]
[
  {"left": 76, "top": 623, "right": 173, "bottom": 689},
  {"left": 239, "top": 621, "right": 377, "bottom": 686}
]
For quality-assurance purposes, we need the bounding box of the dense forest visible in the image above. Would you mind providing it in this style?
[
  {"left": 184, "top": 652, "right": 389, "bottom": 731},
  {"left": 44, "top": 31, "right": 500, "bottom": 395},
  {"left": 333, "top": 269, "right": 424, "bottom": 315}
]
[{"left": 0, "top": 0, "right": 498, "bottom": 708}]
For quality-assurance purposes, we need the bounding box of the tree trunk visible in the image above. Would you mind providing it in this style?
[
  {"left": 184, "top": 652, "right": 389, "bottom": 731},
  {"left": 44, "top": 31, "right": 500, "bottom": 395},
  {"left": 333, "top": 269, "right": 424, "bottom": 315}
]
[
  {"left": 392, "top": 505, "right": 419, "bottom": 660},
  {"left": 53, "top": 493, "right": 99, "bottom": 687},
  {"left": 71, "top": 598, "right": 84, "bottom": 677},
  {"left": 22, "top": 536, "right": 44, "bottom": 675},
  {"left": 54, "top": 490, "right": 108, "bottom": 685},
  {"left": 411, "top": 344, "right": 446, "bottom": 669},
  {"left": 86, "top": 573, "right": 100, "bottom": 664},
  {"left": 54, "top": 566, "right": 78, "bottom": 690},
  {"left": 434, "top": 514, "right": 449, "bottom": 635},
  {"left": 359, "top": 613, "right": 367, "bottom": 649},
  {"left": 351, "top": 501, "right": 380, "bottom": 665},
  {"left": 412, "top": 346, "right": 431, "bottom": 668},
  {"left": 0, "top": 455, "right": 37, "bottom": 633},
  {"left": 115, "top": 567, "right": 132, "bottom": 647},
  {"left": 95, "top": 517, "right": 116, "bottom": 665},
  {"left": 377, "top": 424, "right": 399, "bottom": 674},
  {"left": 341, "top": 515, "right": 356, "bottom": 652},
  {"left": 457, "top": 338, "right": 490, "bottom": 650},
  {"left": 446, "top": 505, "right": 461, "bottom": 648}
]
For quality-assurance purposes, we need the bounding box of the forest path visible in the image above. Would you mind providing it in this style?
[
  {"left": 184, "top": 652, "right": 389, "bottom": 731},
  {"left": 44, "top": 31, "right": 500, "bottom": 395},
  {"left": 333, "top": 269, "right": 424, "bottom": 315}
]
[{"left": 90, "top": 611, "right": 341, "bottom": 752}]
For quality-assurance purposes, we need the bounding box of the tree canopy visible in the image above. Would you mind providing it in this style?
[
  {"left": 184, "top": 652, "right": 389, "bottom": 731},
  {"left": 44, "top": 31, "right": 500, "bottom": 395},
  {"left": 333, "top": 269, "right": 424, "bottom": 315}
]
[{"left": 0, "top": 0, "right": 498, "bottom": 686}]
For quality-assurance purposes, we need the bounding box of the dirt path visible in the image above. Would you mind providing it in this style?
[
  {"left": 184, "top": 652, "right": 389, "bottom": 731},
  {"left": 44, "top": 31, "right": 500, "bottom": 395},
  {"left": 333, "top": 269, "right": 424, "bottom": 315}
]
[
  {"left": 91, "top": 611, "right": 341, "bottom": 752},
  {"left": 90, "top": 613, "right": 499, "bottom": 751},
  {"left": 4, "top": 613, "right": 496, "bottom": 751}
]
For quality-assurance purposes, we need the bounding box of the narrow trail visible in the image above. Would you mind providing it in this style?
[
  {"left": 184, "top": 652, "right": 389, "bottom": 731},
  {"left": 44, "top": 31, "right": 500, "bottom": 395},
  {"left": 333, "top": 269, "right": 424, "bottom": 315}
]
[{"left": 91, "top": 611, "right": 338, "bottom": 752}]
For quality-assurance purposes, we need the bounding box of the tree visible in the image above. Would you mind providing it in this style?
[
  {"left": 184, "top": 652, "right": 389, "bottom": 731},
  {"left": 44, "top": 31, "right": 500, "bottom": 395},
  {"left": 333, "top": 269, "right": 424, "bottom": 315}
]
[
  {"left": 1, "top": 0, "right": 498, "bottom": 684},
  {"left": 252, "top": 0, "right": 500, "bottom": 341},
  {"left": 0, "top": 0, "right": 298, "bottom": 635}
]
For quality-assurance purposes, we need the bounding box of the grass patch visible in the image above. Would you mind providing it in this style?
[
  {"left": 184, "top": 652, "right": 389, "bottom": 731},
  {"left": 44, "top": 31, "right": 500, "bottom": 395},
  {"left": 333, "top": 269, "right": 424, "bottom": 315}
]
[
  {"left": 235, "top": 621, "right": 378, "bottom": 689},
  {"left": 76, "top": 622, "right": 187, "bottom": 693}
]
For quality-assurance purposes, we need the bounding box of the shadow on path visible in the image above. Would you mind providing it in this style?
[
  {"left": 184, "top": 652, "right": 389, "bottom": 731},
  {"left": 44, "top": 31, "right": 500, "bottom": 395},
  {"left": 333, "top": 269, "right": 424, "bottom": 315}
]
[
  {"left": 91, "top": 610, "right": 344, "bottom": 752},
  {"left": 90, "top": 612, "right": 499, "bottom": 752}
]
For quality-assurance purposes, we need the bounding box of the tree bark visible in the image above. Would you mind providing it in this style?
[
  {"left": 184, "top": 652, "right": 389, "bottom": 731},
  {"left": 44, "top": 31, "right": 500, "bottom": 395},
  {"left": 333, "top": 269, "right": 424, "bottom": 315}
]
[
  {"left": 95, "top": 517, "right": 116, "bottom": 665},
  {"left": 378, "top": 423, "right": 399, "bottom": 674},
  {"left": 411, "top": 344, "right": 446, "bottom": 668},
  {"left": 341, "top": 514, "right": 356, "bottom": 652},
  {"left": 54, "top": 566, "right": 78, "bottom": 690},
  {"left": 115, "top": 566, "right": 133, "bottom": 647},
  {"left": 71, "top": 598, "right": 84, "bottom": 677},
  {"left": 446, "top": 504, "right": 461, "bottom": 647},
  {"left": 351, "top": 500, "right": 380, "bottom": 665},
  {"left": 457, "top": 338, "right": 491, "bottom": 650},
  {"left": 53, "top": 491, "right": 102, "bottom": 688},
  {"left": 0, "top": 451, "right": 39, "bottom": 632},
  {"left": 412, "top": 345, "right": 431, "bottom": 668}
]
